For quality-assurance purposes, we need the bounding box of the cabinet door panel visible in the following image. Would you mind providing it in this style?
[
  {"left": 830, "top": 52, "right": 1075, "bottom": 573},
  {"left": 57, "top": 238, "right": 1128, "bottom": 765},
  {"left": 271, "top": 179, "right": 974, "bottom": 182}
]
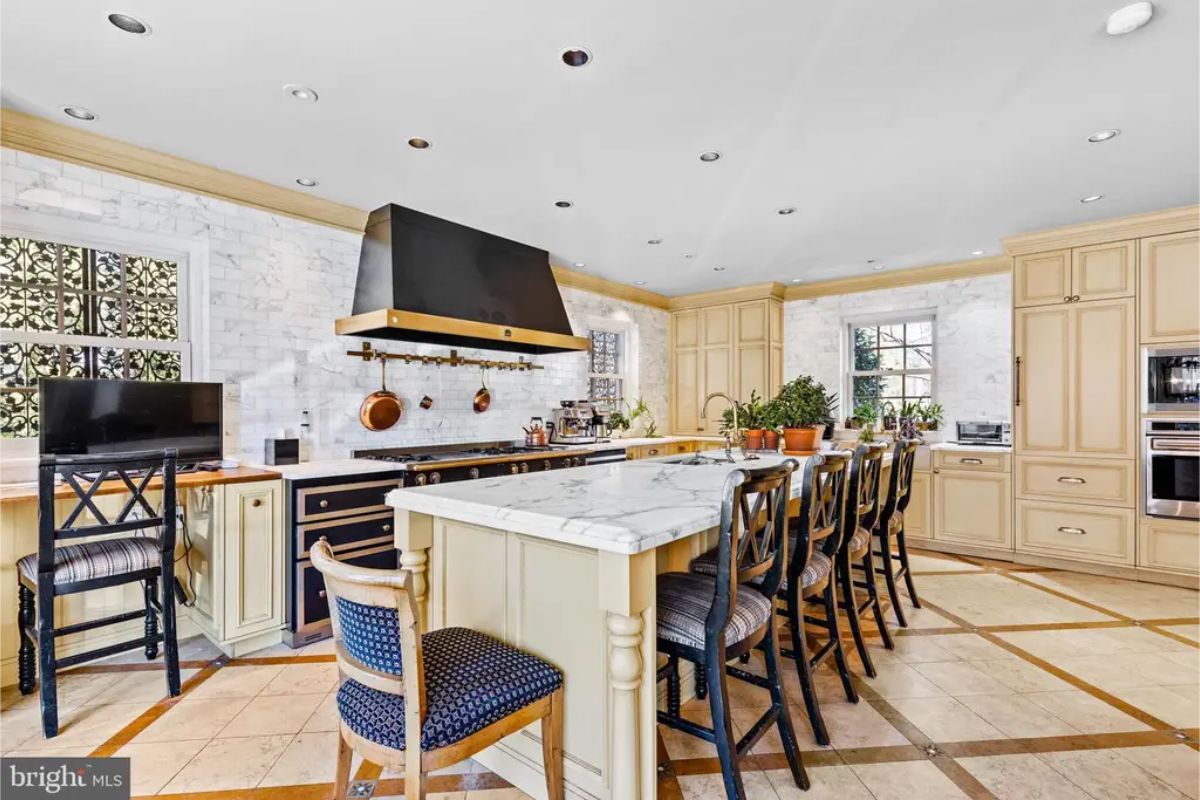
[
  {"left": 933, "top": 470, "right": 1012, "bottom": 548},
  {"left": 702, "top": 305, "right": 732, "bottom": 347},
  {"left": 222, "top": 481, "right": 283, "bottom": 638},
  {"left": 1014, "top": 250, "right": 1071, "bottom": 307},
  {"left": 672, "top": 348, "right": 701, "bottom": 433},
  {"left": 1140, "top": 231, "right": 1200, "bottom": 343},
  {"left": 737, "top": 344, "right": 768, "bottom": 404},
  {"left": 736, "top": 301, "right": 768, "bottom": 343},
  {"left": 1072, "top": 299, "right": 1135, "bottom": 458},
  {"left": 1071, "top": 241, "right": 1135, "bottom": 301},
  {"left": 700, "top": 345, "right": 732, "bottom": 434},
  {"left": 1015, "top": 500, "right": 1134, "bottom": 565},
  {"left": 905, "top": 471, "right": 932, "bottom": 541},
  {"left": 1138, "top": 518, "right": 1200, "bottom": 574},
  {"left": 673, "top": 310, "right": 700, "bottom": 349},
  {"left": 1014, "top": 306, "right": 1071, "bottom": 455}
]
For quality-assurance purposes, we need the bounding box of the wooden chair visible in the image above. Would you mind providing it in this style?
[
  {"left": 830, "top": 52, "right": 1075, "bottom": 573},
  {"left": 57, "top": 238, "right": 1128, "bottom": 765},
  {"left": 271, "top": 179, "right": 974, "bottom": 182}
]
[
  {"left": 16, "top": 449, "right": 182, "bottom": 738},
  {"left": 662, "top": 460, "right": 808, "bottom": 799},
  {"left": 840, "top": 443, "right": 894, "bottom": 677},
  {"left": 310, "top": 538, "right": 565, "bottom": 800},
  {"left": 874, "top": 438, "right": 922, "bottom": 626}
]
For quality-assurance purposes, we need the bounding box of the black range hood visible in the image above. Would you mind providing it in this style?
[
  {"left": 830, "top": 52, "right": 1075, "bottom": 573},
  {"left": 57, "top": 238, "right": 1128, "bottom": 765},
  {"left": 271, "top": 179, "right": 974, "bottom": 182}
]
[{"left": 335, "top": 204, "right": 588, "bottom": 354}]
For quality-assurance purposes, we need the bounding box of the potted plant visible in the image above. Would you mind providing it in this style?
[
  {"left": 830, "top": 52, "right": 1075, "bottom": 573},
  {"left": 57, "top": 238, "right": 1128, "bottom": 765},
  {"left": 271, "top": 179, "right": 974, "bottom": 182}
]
[
  {"left": 743, "top": 390, "right": 768, "bottom": 450},
  {"left": 763, "top": 399, "right": 782, "bottom": 452},
  {"left": 767, "top": 375, "right": 832, "bottom": 455},
  {"left": 626, "top": 397, "right": 659, "bottom": 438},
  {"left": 820, "top": 389, "right": 839, "bottom": 441},
  {"left": 918, "top": 402, "right": 944, "bottom": 432},
  {"left": 898, "top": 401, "right": 922, "bottom": 439},
  {"left": 853, "top": 401, "right": 879, "bottom": 443}
]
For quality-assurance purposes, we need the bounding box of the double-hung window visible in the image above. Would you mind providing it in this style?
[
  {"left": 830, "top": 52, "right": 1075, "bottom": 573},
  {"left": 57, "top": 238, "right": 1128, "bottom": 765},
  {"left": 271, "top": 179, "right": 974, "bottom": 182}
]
[
  {"left": 847, "top": 314, "right": 935, "bottom": 414},
  {"left": 0, "top": 231, "right": 192, "bottom": 439}
]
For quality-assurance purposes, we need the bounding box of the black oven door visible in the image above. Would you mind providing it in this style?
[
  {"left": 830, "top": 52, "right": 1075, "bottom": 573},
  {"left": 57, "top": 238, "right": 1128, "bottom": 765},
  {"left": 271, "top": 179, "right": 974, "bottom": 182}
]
[{"left": 1146, "top": 448, "right": 1200, "bottom": 520}]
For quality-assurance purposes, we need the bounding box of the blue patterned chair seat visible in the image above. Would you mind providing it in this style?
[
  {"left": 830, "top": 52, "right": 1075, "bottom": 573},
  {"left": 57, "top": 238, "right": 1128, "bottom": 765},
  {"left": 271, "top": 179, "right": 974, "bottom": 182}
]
[
  {"left": 690, "top": 538, "right": 831, "bottom": 593},
  {"left": 17, "top": 537, "right": 160, "bottom": 587},
  {"left": 656, "top": 572, "right": 773, "bottom": 649},
  {"left": 335, "top": 626, "right": 562, "bottom": 751}
]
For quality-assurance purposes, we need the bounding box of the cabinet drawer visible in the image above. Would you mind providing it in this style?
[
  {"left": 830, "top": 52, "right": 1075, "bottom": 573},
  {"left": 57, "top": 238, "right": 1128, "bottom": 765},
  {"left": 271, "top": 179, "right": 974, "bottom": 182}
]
[
  {"left": 297, "top": 479, "right": 402, "bottom": 522},
  {"left": 1015, "top": 500, "right": 1134, "bottom": 565},
  {"left": 1138, "top": 518, "right": 1200, "bottom": 574},
  {"left": 1015, "top": 457, "right": 1135, "bottom": 507},
  {"left": 296, "top": 511, "right": 394, "bottom": 558},
  {"left": 933, "top": 450, "right": 1010, "bottom": 472}
]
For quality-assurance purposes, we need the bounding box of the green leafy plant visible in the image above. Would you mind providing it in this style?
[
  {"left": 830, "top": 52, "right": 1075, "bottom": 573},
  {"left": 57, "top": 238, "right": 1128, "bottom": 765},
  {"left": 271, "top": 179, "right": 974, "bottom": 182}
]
[
  {"left": 767, "top": 376, "right": 832, "bottom": 429},
  {"left": 608, "top": 410, "right": 631, "bottom": 433},
  {"left": 853, "top": 401, "right": 879, "bottom": 443},
  {"left": 626, "top": 396, "right": 658, "bottom": 438},
  {"left": 918, "top": 402, "right": 944, "bottom": 430}
]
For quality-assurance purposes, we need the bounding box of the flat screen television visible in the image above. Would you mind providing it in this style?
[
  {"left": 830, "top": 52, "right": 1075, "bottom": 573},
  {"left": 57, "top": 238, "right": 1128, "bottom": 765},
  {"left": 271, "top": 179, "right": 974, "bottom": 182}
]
[{"left": 39, "top": 378, "right": 223, "bottom": 464}]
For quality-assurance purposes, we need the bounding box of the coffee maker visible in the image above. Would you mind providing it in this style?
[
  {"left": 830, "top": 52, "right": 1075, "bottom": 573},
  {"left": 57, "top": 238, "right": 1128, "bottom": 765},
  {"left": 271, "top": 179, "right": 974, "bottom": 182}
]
[{"left": 550, "top": 400, "right": 598, "bottom": 444}]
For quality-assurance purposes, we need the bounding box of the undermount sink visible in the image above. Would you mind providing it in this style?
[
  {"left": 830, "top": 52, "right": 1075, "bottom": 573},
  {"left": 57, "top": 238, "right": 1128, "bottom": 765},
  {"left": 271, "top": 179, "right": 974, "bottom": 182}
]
[{"left": 663, "top": 453, "right": 763, "bottom": 466}]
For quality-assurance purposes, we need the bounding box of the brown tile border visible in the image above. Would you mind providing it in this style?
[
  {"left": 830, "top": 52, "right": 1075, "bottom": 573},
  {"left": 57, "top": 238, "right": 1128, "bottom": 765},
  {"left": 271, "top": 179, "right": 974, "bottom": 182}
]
[{"left": 229, "top": 654, "right": 337, "bottom": 666}]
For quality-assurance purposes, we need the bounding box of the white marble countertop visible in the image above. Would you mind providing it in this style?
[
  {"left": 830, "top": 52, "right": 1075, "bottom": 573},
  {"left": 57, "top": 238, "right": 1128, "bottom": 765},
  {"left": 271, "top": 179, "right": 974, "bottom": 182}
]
[
  {"left": 929, "top": 442, "right": 1013, "bottom": 454},
  {"left": 581, "top": 435, "right": 724, "bottom": 451},
  {"left": 387, "top": 452, "right": 820, "bottom": 556}
]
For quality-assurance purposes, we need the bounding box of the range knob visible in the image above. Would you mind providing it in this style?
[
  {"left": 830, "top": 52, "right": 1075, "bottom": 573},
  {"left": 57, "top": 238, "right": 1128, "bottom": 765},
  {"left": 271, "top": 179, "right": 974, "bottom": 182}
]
[
  {"left": 429, "top": 472, "right": 442, "bottom": 484},
  {"left": 468, "top": 467, "right": 481, "bottom": 480},
  {"left": 520, "top": 463, "right": 529, "bottom": 473},
  {"left": 415, "top": 474, "right": 428, "bottom": 486},
  {"left": 544, "top": 460, "right": 553, "bottom": 471},
  {"left": 510, "top": 464, "right": 520, "bottom": 475}
]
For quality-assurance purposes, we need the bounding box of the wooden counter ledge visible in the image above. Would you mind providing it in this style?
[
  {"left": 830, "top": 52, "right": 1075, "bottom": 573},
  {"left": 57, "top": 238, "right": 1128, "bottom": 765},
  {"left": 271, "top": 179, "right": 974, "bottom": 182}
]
[{"left": 0, "top": 466, "right": 283, "bottom": 505}]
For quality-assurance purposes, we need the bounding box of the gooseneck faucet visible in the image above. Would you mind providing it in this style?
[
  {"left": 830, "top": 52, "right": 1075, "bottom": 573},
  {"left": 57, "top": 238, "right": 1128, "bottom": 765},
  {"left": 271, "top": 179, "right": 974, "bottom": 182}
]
[{"left": 701, "top": 392, "right": 756, "bottom": 463}]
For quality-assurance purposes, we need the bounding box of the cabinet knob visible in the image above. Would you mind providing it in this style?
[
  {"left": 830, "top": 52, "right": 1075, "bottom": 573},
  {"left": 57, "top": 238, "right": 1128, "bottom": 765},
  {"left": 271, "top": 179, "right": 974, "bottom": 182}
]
[
  {"left": 1071, "top": 295, "right": 1080, "bottom": 301},
  {"left": 318, "top": 590, "right": 327, "bottom": 599},
  {"left": 319, "top": 499, "right": 329, "bottom": 508},
  {"left": 1063, "top": 295, "right": 1072, "bottom": 302},
  {"left": 382, "top": 523, "right": 392, "bottom": 532},
  {"left": 1057, "top": 526, "right": 1087, "bottom": 535},
  {"left": 251, "top": 498, "right": 262, "bottom": 508},
  {"left": 1057, "top": 476, "right": 1086, "bottom": 485}
]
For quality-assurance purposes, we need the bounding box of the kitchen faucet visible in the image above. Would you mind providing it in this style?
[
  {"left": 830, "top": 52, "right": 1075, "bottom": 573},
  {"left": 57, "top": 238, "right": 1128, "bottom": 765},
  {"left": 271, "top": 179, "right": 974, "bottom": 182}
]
[{"left": 701, "top": 392, "right": 757, "bottom": 463}]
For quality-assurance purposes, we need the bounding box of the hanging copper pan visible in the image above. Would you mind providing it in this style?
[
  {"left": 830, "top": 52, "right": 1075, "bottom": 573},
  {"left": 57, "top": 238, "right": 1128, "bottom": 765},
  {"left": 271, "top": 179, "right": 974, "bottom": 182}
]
[
  {"left": 473, "top": 367, "right": 491, "bottom": 414},
  {"left": 360, "top": 358, "right": 403, "bottom": 431}
]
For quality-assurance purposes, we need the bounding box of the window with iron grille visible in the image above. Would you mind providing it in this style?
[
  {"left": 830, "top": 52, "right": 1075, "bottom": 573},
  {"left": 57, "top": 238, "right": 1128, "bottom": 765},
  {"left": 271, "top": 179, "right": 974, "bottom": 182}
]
[
  {"left": 847, "top": 315, "right": 934, "bottom": 415},
  {"left": 587, "top": 328, "right": 624, "bottom": 404},
  {"left": 0, "top": 234, "right": 189, "bottom": 439}
]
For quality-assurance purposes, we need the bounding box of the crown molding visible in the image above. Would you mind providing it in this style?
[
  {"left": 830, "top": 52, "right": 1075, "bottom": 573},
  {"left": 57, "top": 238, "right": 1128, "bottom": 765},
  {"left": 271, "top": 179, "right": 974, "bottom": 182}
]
[
  {"left": 1, "top": 108, "right": 367, "bottom": 233},
  {"left": 667, "top": 282, "right": 786, "bottom": 311},
  {"left": 1002, "top": 204, "right": 1200, "bottom": 255},
  {"left": 783, "top": 256, "right": 1010, "bottom": 300},
  {"left": 550, "top": 265, "right": 671, "bottom": 309}
]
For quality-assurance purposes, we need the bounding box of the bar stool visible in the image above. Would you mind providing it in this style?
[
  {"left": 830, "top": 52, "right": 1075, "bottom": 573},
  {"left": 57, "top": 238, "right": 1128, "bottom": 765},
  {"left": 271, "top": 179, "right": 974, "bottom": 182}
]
[
  {"left": 657, "top": 461, "right": 807, "bottom": 799},
  {"left": 311, "top": 538, "right": 565, "bottom": 800},
  {"left": 16, "top": 450, "right": 182, "bottom": 738},
  {"left": 840, "top": 443, "right": 894, "bottom": 678},
  {"left": 874, "top": 438, "right": 922, "bottom": 626}
]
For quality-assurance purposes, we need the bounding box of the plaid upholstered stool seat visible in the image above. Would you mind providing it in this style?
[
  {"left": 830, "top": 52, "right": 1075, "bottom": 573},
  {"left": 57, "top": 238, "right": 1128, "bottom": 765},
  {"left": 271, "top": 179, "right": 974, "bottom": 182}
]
[
  {"left": 656, "top": 573, "right": 772, "bottom": 648},
  {"left": 690, "top": 539, "right": 832, "bottom": 592},
  {"left": 335, "top": 626, "right": 562, "bottom": 751},
  {"left": 17, "top": 537, "right": 160, "bottom": 587}
]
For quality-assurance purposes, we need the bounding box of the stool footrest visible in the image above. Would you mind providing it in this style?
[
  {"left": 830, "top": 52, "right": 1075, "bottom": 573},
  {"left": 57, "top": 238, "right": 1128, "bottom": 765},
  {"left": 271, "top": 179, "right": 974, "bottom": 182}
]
[
  {"left": 56, "top": 633, "right": 162, "bottom": 669},
  {"left": 53, "top": 609, "right": 146, "bottom": 638}
]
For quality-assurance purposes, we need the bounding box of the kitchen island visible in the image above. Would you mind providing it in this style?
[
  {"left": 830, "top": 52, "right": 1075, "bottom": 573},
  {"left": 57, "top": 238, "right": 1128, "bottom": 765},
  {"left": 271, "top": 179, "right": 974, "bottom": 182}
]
[{"left": 386, "top": 453, "right": 821, "bottom": 800}]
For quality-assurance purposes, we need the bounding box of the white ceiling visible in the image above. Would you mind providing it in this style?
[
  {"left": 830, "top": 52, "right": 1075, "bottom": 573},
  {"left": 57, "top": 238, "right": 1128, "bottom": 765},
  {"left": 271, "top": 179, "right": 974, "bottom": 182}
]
[{"left": 2, "top": 1, "right": 1198, "bottom": 294}]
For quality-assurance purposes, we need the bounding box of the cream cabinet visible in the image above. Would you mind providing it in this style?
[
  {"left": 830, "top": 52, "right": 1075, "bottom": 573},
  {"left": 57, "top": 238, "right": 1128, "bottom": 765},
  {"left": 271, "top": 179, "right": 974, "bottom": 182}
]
[
  {"left": 1014, "top": 250, "right": 1070, "bottom": 307},
  {"left": 1014, "top": 241, "right": 1135, "bottom": 307},
  {"left": 1014, "top": 298, "right": 1136, "bottom": 459},
  {"left": 1138, "top": 517, "right": 1200, "bottom": 575},
  {"left": 1015, "top": 500, "right": 1135, "bottom": 566},
  {"left": 671, "top": 297, "right": 783, "bottom": 435},
  {"left": 904, "top": 471, "right": 932, "bottom": 542},
  {"left": 1014, "top": 456, "right": 1135, "bottom": 508},
  {"left": 933, "top": 468, "right": 1012, "bottom": 549},
  {"left": 1140, "top": 231, "right": 1200, "bottom": 343}
]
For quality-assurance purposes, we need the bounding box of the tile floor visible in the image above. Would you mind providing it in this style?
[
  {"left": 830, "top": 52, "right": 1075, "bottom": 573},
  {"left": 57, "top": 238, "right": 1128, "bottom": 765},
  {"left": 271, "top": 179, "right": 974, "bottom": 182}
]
[{"left": 1, "top": 550, "right": 1196, "bottom": 799}]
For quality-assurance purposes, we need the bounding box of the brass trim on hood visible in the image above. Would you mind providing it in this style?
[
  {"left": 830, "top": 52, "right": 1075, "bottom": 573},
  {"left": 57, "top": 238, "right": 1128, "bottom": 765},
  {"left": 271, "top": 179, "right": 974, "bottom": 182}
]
[{"left": 335, "top": 308, "right": 590, "bottom": 352}]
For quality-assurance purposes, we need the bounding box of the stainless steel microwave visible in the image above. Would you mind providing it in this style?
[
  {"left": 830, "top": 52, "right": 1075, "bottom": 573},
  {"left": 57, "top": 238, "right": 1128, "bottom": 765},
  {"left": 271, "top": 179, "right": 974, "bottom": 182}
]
[{"left": 1145, "top": 346, "right": 1200, "bottom": 413}]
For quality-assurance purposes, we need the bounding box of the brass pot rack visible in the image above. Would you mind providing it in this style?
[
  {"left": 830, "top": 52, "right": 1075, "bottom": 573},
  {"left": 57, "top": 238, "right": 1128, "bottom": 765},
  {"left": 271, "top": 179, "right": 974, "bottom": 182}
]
[{"left": 345, "top": 341, "right": 544, "bottom": 372}]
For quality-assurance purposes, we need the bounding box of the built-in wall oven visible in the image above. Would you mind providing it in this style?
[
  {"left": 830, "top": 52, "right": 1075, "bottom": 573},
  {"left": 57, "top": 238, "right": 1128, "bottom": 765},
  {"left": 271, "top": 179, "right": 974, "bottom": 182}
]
[
  {"left": 1145, "top": 420, "right": 1199, "bottom": 520},
  {"left": 1144, "top": 346, "right": 1200, "bottom": 413}
]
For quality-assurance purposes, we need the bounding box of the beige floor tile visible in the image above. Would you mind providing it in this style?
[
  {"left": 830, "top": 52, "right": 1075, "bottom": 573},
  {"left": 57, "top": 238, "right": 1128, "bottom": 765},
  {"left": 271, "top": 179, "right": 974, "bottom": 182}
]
[
  {"left": 133, "top": 696, "right": 251, "bottom": 743},
  {"left": 1118, "top": 745, "right": 1200, "bottom": 800},
  {"left": 1003, "top": 626, "right": 1195, "bottom": 660},
  {"left": 0, "top": 699, "right": 58, "bottom": 751},
  {"left": 958, "top": 753, "right": 1093, "bottom": 800},
  {"left": 31, "top": 701, "right": 146, "bottom": 748},
  {"left": 1158, "top": 651, "right": 1200, "bottom": 669},
  {"left": 892, "top": 605, "right": 958, "bottom": 630},
  {"left": 955, "top": 693, "right": 1080, "bottom": 738},
  {"left": 185, "top": 663, "right": 286, "bottom": 699},
  {"left": 85, "top": 667, "right": 200, "bottom": 705},
  {"left": 888, "top": 696, "right": 1007, "bottom": 742},
  {"left": 850, "top": 760, "right": 969, "bottom": 799},
  {"left": 1163, "top": 625, "right": 1200, "bottom": 643},
  {"left": 302, "top": 691, "right": 340, "bottom": 732},
  {"left": 1165, "top": 682, "right": 1200, "bottom": 701},
  {"left": 244, "top": 641, "right": 304, "bottom": 659},
  {"left": 767, "top": 765, "right": 872, "bottom": 799},
  {"left": 160, "top": 733, "right": 293, "bottom": 793},
  {"left": 907, "top": 553, "right": 983, "bottom": 573},
  {"left": 3, "top": 744, "right": 95, "bottom": 757},
  {"left": 49, "top": 671, "right": 125, "bottom": 708},
  {"left": 1021, "top": 689, "right": 1151, "bottom": 733},
  {"left": 920, "top": 633, "right": 1020, "bottom": 661},
  {"left": 300, "top": 637, "right": 337, "bottom": 656},
  {"left": 1107, "top": 686, "right": 1200, "bottom": 729},
  {"left": 217, "top": 692, "right": 324, "bottom": 738},
  {"left": 887, "top": 636, "right": 961, "bottom": 664},
  {"left": 1017, "top": 571, "right": 1200, "bottom": 620},
  {"left": 818, "top": 697, "right": 910, "bottom": 749},
  {"left": 729, "top": 706, "right": 810, "bottom": 756},
  {"left": 464, "top": 790, "right": 534, "bottom": 799},
  {"left": 678, "top": 769, "right": 779, "bottom": 799},
  {"left": 259, "top": 730, "right": 341, "bottom": 786},
  {"left": 912, "top": 660, "right": 1014, "bottom": 696},
  {"left": 864, "top": 661, "right": 948, "bottom": 699},
  {"left": 260, "top": 662, "right": 339, "bottom": 696},
  {"left": 915, "top": 573, "right": 1112, "bottom": 626},
  {"left": 114, "top": 738, "right": 207, "bottom": 795},
  {"left": 101, "top": 634, "right": 222, "bottom": 665},
  {"left": 377, "top": 794, "right": 467, "bottom": 800},
  {"left": 1037, "top": 748, "right": 1189, "bottom": 799},
  {"left": 968, "top": 658, "right": 1075, "bottom": 693},
  {"left": 1047, "top": 653, "right": 1196, "bottom": 691}
]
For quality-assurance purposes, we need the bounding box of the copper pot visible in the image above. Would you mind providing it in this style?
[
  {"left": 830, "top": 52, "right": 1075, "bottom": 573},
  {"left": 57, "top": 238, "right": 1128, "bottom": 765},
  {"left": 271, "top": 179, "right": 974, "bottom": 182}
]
[
  {"left": 472, "top": 368, "right": 491, "bottom": 414},
  {"left": 359, "top": 359, "right": 403, "bottom": 431}
]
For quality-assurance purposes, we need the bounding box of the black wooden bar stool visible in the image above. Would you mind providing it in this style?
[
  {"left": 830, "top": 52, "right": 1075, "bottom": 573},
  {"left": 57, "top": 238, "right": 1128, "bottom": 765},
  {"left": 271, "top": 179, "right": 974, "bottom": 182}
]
[
  {"left": 657, "top": 460, "right": 808, "bottom": 799},
  {"left": 874, "top": 438, "right": 922, "bottom": 626},
  {"left": 841, "top": 443, "right": 894, "bottom": 676},
  {"left": 16, "top": 449, "right": 182, "bottom": 738}
]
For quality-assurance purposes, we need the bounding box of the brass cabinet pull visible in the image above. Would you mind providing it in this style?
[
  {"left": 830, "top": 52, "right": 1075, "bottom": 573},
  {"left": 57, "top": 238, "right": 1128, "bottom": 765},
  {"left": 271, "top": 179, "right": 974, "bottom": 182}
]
[
  {"left": 1063, "top": 295, "right": 1072, "bottom": 302},
  {"left": 1072, "top": 295, "right": 1080, "bottom": 301},
  {"left": 1014, "top": 356, "right": 1022, "bottom": 407},
  {"left": 1057, "top": 526, "right": 1087, "bottom": 535},
  {"left": 251, "top": 498, "right": 262, "bottom": 508},
  {"left": 647, "top": 449, "right": 659, "bottom": 456},
  {"left": 1057, "top": 476, "right": 1086, "bottom": 484},
  {"left": 960, "top": 457, "right": 984, "bottom": 465},
  {"left": 319, "top": 499, "right": 329, "bottom": 508}
]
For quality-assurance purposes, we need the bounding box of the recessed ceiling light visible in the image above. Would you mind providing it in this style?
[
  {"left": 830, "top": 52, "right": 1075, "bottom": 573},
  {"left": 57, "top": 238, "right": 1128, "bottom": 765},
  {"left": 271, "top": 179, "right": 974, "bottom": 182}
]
[
  {"left": 866, "top": 259, "right": 876, "bottom": 264},
  {"left": 572, "top": 262, "right": 585, "bottom": 268},
  {"left": 791, "top": 278, "right": 802, "bottom": 284},
  {"left": 296, "top": 178, "right": 318, "bottom": 188},
  {"left": 777, "top": 207, "right": 796, "bottom": 215},
  {"left": 633, "top": 280, "right": 646, "bottom": 286},
  {"left": 107, "top": 12, "right": 150, "bottom": 35},
  {"left": 282, "top": 84, "right": 318, "bottom": 103},
  {"left": 1080, "top": 194, "right": 1105, "bottom": 203},
  {"left": 872, "top": 264, "right": 886, "bottom": 271},
  {"left": 713, "top": 266, "right": 726, "bottom": 272},
  {"left": 699, "top": 151, "right": 722, "bottom": 162},
  {"left": 971, "top": 250, "right": 985, "bottom": 256},
  {"left": 407, "top": 137, "right": 431, "bottom": 150},
  {"left": 1088, "top": 129, "right": 1121, "bottom": 143},
  {"left": 1107, "top": 2, "right": 1153, "bottom": 35},
  {"left": 561, "top": 48, "right": 592, "bottom": 68},
  {"left": 685, "top": 253, "right": 697, "bottom": 259},
  {"left": 62, "top": 106, "right": 96, "bottom": 121},
  {"left": 647, "top": 238, "right": 662, "bottom": 245},
  {"left": 555, "top": 200, "right": 573, "bottom": 208}
]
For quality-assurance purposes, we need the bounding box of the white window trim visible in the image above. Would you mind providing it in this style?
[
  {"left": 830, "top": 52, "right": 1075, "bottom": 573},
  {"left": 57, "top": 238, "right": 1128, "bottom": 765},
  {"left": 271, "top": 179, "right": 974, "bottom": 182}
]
[
  {"left": 842, "top": 309, "right": 937, "bottom": 415},
  {"left": 586, "top": 316, "right": 638, "bottom": 406},
  {"left": 1, "top": 207, "right": 211, "bottom": 443}
]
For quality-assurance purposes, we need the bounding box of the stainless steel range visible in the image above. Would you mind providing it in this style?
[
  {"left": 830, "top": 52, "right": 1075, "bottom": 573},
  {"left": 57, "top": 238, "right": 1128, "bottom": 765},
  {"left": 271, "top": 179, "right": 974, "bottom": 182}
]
[{"left": 355, "top": 442, "right": 591, "bottom": 486}]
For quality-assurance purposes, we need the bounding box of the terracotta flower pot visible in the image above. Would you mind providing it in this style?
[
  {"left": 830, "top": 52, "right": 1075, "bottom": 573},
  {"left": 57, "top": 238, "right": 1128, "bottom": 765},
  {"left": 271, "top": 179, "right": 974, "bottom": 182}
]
[
  {"left": 763, "top": 430, "right": 780, "bottom": 451},
  {"left": 745, "top": 429, "right": 765, "bottom": 451},
  {"left": 782, "top": 426, "right": 820, "bottom": 454}
]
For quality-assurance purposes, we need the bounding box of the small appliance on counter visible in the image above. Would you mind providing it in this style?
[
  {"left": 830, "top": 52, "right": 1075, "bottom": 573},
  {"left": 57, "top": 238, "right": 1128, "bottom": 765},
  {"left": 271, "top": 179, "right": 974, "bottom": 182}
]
[
  {"left": 1144, "top": 346, "right": 1200, "bottom": 413},
  {"left": 550, "top": 400, "right": 599, "bottom": 444},
  {"left": 264, "top": 438, "right": 300, "bottom": 466},
  {"left": 955, "top": 420, "right": 1011, "bottom": 447}
]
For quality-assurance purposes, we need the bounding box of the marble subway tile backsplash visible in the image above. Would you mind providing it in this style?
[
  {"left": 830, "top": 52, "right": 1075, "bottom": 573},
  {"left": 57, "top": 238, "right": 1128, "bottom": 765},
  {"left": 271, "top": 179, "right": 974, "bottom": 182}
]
[{"left": 1, "top": 148, "right": 669, "bottom": 460}]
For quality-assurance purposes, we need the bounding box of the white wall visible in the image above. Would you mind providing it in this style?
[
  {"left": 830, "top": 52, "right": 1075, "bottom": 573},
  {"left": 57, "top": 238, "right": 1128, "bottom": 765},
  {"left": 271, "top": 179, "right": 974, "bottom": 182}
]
[
  {"left": 0, "top": 148, "right": 668, "bottom": 460},
  {"left": 783, "top": 274, "right": 1011, "bottom": 429}
]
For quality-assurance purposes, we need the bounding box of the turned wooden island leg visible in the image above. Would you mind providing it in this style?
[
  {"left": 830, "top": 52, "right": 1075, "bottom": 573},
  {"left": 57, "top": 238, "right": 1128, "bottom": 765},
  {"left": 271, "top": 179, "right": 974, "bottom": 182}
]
[{"left": 394, "top": 511, "right": 433, "bottom": 628}]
